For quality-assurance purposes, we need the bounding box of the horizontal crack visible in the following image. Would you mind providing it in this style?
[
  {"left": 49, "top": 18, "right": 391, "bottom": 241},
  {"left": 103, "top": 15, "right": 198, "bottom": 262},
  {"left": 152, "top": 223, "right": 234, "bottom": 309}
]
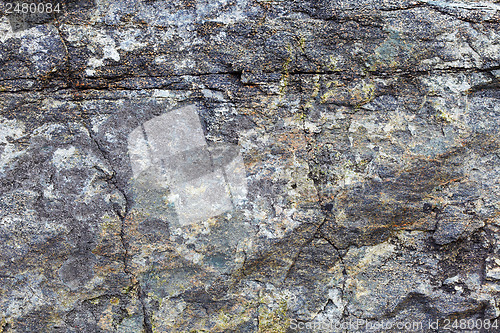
[{"left": 2, "top": 65, "right": 500, "bottom": 95}]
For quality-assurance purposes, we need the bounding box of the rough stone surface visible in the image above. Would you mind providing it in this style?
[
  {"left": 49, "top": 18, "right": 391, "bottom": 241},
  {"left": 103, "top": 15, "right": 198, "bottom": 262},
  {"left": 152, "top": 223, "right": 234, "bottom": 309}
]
[{"left": 1, "top": 0, "right": 500, "bottom": 332}]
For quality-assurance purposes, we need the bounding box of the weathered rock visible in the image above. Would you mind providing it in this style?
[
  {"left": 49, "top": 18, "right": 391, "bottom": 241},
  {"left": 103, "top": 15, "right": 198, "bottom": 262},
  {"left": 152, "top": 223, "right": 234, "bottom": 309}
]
[{"left": 1, "top": 0, "right": 500, "bottom": 332}]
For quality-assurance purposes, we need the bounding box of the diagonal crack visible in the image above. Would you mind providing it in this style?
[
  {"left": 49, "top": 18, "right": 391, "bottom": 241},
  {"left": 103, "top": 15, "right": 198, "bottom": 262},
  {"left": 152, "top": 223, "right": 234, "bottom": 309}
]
[
  {"left": 295, "top": 86, "right": 353, "bottom": 328},
  {"left": 321, "top": 237, "right": 350, "bottom": 323}
]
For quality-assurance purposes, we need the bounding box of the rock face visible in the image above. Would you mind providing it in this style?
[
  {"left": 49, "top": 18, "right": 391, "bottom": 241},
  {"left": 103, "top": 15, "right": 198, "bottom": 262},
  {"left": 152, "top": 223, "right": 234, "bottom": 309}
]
[{"left": 1, "top": 0, "right": 500, "bottom": 332}]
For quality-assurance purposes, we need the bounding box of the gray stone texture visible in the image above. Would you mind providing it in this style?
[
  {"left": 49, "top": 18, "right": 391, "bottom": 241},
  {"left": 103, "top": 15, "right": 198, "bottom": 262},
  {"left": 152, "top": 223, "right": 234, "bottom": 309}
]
[{"left": 1, "top": 0, "right": 500, "bottom": 332}]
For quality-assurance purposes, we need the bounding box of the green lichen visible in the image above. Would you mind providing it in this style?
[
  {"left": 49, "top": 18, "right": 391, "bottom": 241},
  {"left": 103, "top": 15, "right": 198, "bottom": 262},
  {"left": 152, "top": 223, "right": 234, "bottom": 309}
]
[
  {"left": 88, "top": 298, "right": 100, "bottom": 305},
  {"left": 257, "top": 298, "right": 290, "bottom": 333},
  {"left": 305, "top": 75, "right": 321, "bottom": 110},
  {"left": 279, "top": 44, "right": 293, "bottom": 97},
  {"left": 436, "top": 108, "right": 453, "bottom": 123},
  {"left": 121, "top": 284, "right": 134, "bottom": 294},
  {"left": 353, "top": 82, "right": 376, "bottom": 110},
  {"left": 210, "top": 299, "right": 257, "bottom": 332},
  {"left": 0, "top": 318, "right": 7, "bottom": 333},
  {"left": 100, "top": 213, "right": 117, "bottom": 233},
  {"left": 320, "top": 80, "right": 343, "bottom": 104},
  {"left": 298, "top": 36, "right": 306, "bottom": 53},
  {"left": 327, "top": 55, "right": 342, "bottom": 72}
]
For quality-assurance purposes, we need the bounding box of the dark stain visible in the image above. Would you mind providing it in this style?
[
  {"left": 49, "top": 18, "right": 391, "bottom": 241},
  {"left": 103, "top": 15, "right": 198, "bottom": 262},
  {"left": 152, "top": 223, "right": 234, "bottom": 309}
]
[{"left": 323, "top": 203, "right": 334, "bottom": 212}]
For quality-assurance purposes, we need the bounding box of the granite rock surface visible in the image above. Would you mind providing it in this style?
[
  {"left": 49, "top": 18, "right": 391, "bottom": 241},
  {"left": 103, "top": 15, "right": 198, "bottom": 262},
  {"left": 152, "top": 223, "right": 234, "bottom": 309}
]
[{"left": 1, "top": 0, "right": 500, "bottom": 332}]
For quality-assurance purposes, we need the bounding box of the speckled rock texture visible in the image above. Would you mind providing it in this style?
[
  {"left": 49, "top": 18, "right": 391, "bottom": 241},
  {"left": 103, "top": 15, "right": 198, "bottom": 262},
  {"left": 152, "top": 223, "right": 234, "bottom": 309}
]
[{"left": 1, "top": 0, "right": 500, "bottom": 332}]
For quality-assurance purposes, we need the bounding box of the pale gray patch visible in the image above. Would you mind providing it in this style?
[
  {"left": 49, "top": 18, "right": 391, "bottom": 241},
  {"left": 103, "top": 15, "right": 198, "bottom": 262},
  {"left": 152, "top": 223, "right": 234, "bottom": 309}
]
[{"left": 128, "top": 105, "right": 247, "bottom": 226}]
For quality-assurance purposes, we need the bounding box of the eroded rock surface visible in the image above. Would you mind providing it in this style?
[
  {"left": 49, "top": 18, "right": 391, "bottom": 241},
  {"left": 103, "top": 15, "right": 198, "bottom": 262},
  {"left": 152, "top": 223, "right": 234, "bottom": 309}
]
[{"left": 1, "top": 0, "right": 500, "bottom": 332}]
